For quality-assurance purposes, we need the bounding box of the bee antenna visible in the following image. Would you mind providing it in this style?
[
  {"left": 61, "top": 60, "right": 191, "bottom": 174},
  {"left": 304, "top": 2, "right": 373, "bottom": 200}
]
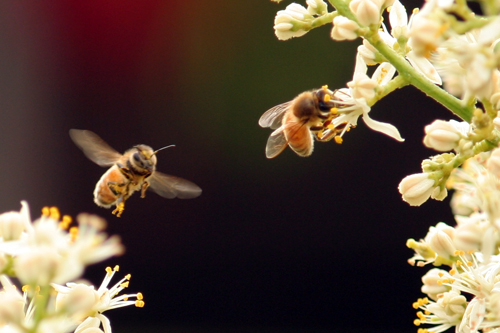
[{"left": 153, "top": 144, "right": 176, "bottom": 155}]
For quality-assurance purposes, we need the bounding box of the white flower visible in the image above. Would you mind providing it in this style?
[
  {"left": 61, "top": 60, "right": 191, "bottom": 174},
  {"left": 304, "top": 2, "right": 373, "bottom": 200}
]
[
  {"left": 274, "top": 3, "right": 313, "bottom": 40},
  {"left": 53, "top": 266, "right": 145, "bottom": 333},
  {"left": 433, "top": 19, "right": 500, "bottom": 100},
  {"left": 331, "top": 54, "right": 403, "bottom": 143},
  {"left": 0, "top": 203, "right": 124, "bottom": 286},
  {"left": 331, "top": 16, "right": 359, "bottom": 41},
  {"left": 0, "top": 201, "right": 30, "bottom": 242},
  {"left": 383, "top": 0, "right": 442, "bottom": 84},
  {"left": 399, "top": 172, "right": 436, "bottom": 206},
  {"left": 413, "top": 291, "right": 466, "bottom": 333},
  {"left": 423, "top": 119, "right": 470, "bottom": 152},
  {"left": 0, "top": 276, "right": 26, "bottom": 327},
  {"left": 349, "top": 0, "right": 384, "bottom": 26}
]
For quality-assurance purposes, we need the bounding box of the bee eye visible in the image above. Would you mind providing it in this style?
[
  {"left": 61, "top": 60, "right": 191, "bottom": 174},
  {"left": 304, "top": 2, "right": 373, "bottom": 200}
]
[{"left": 133, "top": 153, "right": 141, "bottom": 162}]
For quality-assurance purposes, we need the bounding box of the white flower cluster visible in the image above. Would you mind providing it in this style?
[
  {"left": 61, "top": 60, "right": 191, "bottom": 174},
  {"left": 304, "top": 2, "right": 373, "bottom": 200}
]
[
  {"left": 407, "top": 153, "right": 500, "bottom": 333},
  {"left": 0, "top": 202, "right": 143, "bottom": 333}
]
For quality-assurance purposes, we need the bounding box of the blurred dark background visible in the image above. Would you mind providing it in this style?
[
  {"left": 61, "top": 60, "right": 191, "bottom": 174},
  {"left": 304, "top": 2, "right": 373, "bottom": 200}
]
[{"left": 0, "top": 1, "right": 458, "bottom": 332}]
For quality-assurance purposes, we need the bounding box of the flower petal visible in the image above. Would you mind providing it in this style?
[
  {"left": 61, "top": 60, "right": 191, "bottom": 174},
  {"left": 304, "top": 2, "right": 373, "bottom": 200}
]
[
  {"left": 389, "top": 0, "right": 408, "bottom": 28},
  {"left": 362, "top": 111, "right": 405, "bottom": 141},
  {"left": 407, "top": 51, "right": 442, "bottom": 85}
]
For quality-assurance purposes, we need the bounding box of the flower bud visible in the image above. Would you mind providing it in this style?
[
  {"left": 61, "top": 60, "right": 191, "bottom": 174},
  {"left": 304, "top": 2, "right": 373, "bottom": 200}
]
[
  {"left": 274, "top": 4, "right": 312, "bottom": 40},
  {"left": 421, "top": 268, "right": 449, "bottom": 300},
  {"left": 424, "top": 222, "right": 456, "bottom": 259},
  {"left": 398, "top": 173, "right": 435, "bottom": 206},
  {"left": 15, "top": 248, "right": 60, "bottom": 286},
  {"left": 349, "top": 0, "right": 384, "bottom": 26},
  {"left": 331, "top": 16, "right": 359, "bottom": 41},
  {"left": 347, "top": 72, "right": 377, "bottom": 100},
  {"left": 423, "top": 119, "right": 469, "bottom": 152}
]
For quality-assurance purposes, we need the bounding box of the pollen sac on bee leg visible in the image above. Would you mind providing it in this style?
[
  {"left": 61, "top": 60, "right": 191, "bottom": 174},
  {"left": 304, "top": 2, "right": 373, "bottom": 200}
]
[{"left": 112, "top": 202, "right": 125, "bottom": 217}]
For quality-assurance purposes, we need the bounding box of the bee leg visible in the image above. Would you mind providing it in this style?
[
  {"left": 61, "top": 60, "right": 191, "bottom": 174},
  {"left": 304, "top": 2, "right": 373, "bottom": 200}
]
[
  {"left": 112, "top": 201, "right": 125, "bottom": 217},
  {"left": 141, "top": 181, "right": 149, "bottom": 199}
]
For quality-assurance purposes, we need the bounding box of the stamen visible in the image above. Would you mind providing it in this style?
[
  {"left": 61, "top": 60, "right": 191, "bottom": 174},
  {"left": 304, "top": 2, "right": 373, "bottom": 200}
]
[
  {"left": 414, "top": 319, "right": 422, "bottom": 326},
  {"left": 330, "top": 107, "right": 338, "bottom": 115},
  {"left": 49, "top": 207, "right": 60, "bottom": 221},
  {"left": 324, "top": 94, "right": 331, "bottom": 102},
  {"left": 41, "top": 207, "right": 50, "bottom": 217},
  {"left": 135, "top": 300, "right": 145, "bottom": 307},
  {"left": 334, "top": 136, "right": 343, "bottom": 144}
]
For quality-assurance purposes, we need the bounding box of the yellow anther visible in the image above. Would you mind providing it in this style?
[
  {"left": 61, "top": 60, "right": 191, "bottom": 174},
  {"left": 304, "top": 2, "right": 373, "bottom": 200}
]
[
  {"left": 387, "top": 5, "right": 392, "bottom": 12},
  {"left": 467, "top": 261, "right": 473, "bottom": 266},
  {"left": 105, "top": 267, "right": 113, "bottom": 274},
  {"left": 449, "top": 269, "right": 456, "bottom": 275},
  {"left": 420, "top": 297, "right": 429, "bottom": 305},
  {"left": 417, "top": 312, "right": 426, "bottom": 320},
  {"left": 135, "top": 300, "right": 145, "bottom": 308},
  {"left": 441, "top": 278, "right": 449, "bottom": 284},
  {"left": 120, "top": 281, "right": 130, "bottom": 288},
  {"left": 414, "top": 319, "right": 421, "bottom": 326},
  {"left": 327, "top": 124, "right": 335, "bottom": 130},
  {"left": 334, "top": 136, "right": 343, "bottom": 144},
  {"left": 330, "top": 107, "right": 338, "bottom": 115},
  {"left": 456, "top": 260, "right": 462, "bottom": 267},
  {"left": 424, "top": 310, "right": 431, "bottom": 315},
  {"left": 449, "top": 278, "right": 455, "bottom": 283},
  {"left": 467, "top": 250, "right": 474, "bottom": 255},
  {"left": 454, "top": 250, "right": 460, "bottom": 256},
  {"left": 459, "top": 250, "right": 465, "bottom": 256},
  {"left": 69, "top": 226, "right": 78, "bottom": 238},
  {"left": 22, "top": 285, "right": 29, "bottom": 293},
  {"left": 438, "top": 272, "right": 444, "bottom": 277},
  {"left": 124, "top": 296, "right": 129, "bottom": 301},
  {"left": 41, "top": 207, "right": 50, "bottom": 216},
  {"left": 412, "top": 302, "right": 420, "bottom": 309},
  {"left": 437, "top": 280, "right": 443, "bottom": 286},
  {"left": 324, "top": 94, "right": 331, "bottom": 102},
  {"left": 346, "top": 127, "right": 351, "bottom": 132},
  {"left": 49, "top": 207, "right": 60, "bottom": 221},
  {"left": 322, "top": 85, "right": 328, "bottom": 90},
  {"left": 137, "top": 292, "right": 144, "bottom": 300},
  {"left": 125, "top": 274, "right": 131, "bottom": 280},
  {"left": 413, "top": 8, "right": 419, "bottom": 14},
  {"left": 113, "top": 265, "right": 120, "bottom": 271}
]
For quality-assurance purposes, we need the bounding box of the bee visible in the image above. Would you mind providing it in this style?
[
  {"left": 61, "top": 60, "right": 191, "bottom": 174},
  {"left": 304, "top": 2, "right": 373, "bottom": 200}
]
[
  {"left": 259, "top": 86, "right": 344, "bottom": 158},
  {"left": 69, "top": 129, "right": 202, "bottom": 217}
]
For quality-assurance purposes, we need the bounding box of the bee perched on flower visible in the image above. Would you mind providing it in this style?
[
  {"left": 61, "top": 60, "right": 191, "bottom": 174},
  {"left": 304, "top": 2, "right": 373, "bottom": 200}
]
[{"left": 259, "top": 86, "right": 347, "bottom": 158}]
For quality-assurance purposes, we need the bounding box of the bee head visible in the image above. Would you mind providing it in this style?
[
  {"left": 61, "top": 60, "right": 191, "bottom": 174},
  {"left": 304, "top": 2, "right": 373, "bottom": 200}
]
[
  {"left": 131, "top": 145, "right": 157, "bottom": 171},
  {"left": 316, "top": 88, "right": 337, "bottom": 114}
]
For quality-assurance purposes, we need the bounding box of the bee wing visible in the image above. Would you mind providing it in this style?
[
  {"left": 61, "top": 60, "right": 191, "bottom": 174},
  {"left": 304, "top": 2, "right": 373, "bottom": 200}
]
[
  {"left": 259, "top": 100, "right": 292, "bottom": 129},
  {"left": 69, "top": 129, "right": 122, "bottom": 167},
  {"left": 149, "top": 171, "right": 202, "bottom": 199},
  {"left": 287, "top": 124, "right": 314, "bottom": 157},
  {"left": 265, "top": 126, "right": 288, "bottom": 159}
]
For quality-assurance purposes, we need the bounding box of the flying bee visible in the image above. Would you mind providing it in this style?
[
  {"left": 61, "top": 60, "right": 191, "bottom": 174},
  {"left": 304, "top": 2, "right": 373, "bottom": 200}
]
[
  {"left": 259, "top": 86, "right": 344, "bottom": 158},
  {"left": 69, "top": 129, "right": 202, "bottom": 217}
]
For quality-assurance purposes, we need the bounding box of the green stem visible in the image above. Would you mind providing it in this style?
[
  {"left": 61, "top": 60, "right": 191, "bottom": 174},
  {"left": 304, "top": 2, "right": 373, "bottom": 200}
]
[
  {"left": 372, "top": 75, "right": 409, "bottom": 103},
  {"left": 367, "top": 33, "right": 474, "bottom": 122},
  {"left": 327, "top": 0, "right": 475, "bottom": 122}
]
